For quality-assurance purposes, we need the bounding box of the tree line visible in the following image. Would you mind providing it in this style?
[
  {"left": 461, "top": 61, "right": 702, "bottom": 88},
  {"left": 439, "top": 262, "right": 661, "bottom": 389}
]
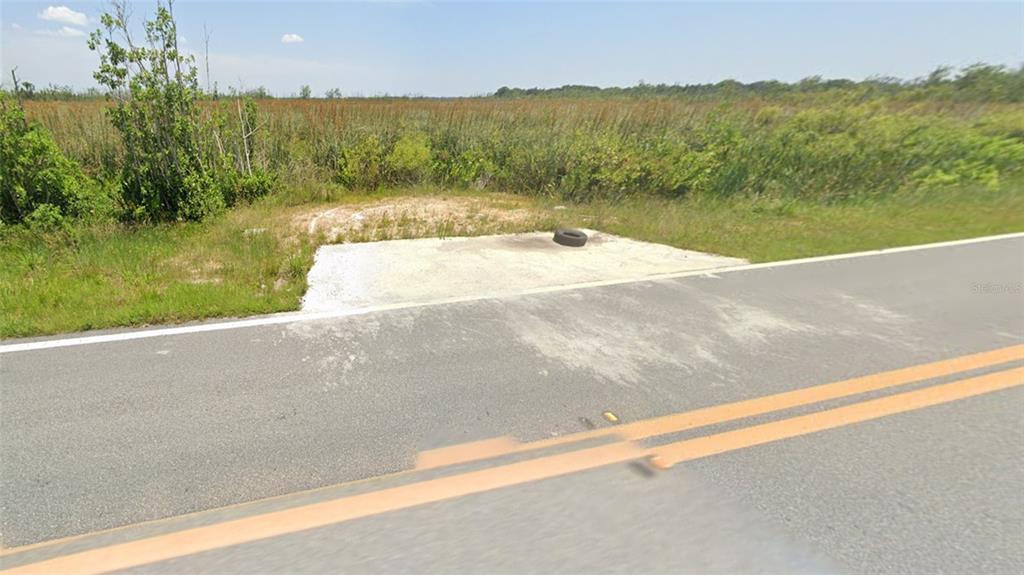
[
  {"left": 10, "top": 64, "right": 1023, "bottom": 102},
  {"left": 493, "top": 64, "right": 1024, "bottom": 102}
]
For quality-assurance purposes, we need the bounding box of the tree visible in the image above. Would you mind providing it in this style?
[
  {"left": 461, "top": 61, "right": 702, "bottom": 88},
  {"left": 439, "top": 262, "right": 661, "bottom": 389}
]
[
  {"left": 89, "top": 0, "right": 223, "bottom": 221},
  {"left": 299, "top": 84, "right": 312, "bottom": 99}
]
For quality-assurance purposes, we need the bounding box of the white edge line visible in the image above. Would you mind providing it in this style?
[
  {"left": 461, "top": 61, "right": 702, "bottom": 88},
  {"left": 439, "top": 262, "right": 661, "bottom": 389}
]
[{"left": 2, "top": 231, "right": 1022, "bottom": 354}]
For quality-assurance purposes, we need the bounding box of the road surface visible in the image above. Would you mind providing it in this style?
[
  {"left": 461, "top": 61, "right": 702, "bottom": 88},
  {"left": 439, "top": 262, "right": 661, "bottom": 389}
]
[{"left": 2, "top": 234, "right": 1022, "bottom": 574}]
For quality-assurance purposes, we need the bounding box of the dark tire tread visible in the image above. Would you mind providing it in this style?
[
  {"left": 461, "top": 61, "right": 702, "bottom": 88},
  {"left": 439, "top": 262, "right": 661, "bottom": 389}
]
[{"left": 553, "top": 228, "right": 588, "bottom": 247}]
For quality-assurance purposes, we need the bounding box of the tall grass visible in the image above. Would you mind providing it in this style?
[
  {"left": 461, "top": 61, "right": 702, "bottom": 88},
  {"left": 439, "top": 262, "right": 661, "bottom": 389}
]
[
  {"left": 24, "top": 98, "right": 1024, "bottom": 204},
  {"left": 7, "top": 95, "right": 1024, "bottom": 336}
]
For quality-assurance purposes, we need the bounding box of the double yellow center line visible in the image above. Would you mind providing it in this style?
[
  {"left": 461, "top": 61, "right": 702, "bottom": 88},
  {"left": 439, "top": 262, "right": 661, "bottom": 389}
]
[
  {"left": 417, "top": 344, "right": 1024, "bottom": 469},
  {"left": 3, "top": 344, "right": 1022, "bottom": 575}
]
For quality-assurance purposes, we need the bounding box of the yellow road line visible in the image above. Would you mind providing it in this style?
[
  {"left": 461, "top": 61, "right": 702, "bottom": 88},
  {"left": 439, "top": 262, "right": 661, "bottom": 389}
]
[
  {"left": 416, "top": 437, "right": 522, "bottom": 470},
  {"left": 651, "top": 366, "right": 1024, "bottom": 467},
  {"left": 417, "top": 344, "right": 1024, "bottom": 468},
  {"left": 7, "top": 344, "right": 1022, "bottom": 558},
  {"left": 5, "top": 365, "right": 1021, "bottom": 575},
  {"left": 3, "top": 442, "right": 649, "bottom": 575}
]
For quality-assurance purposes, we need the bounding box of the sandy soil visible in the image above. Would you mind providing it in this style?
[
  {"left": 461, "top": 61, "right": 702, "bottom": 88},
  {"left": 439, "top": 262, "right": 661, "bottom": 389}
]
[{"left": 292, "top": 196, "right": 546, "bottom": 241}]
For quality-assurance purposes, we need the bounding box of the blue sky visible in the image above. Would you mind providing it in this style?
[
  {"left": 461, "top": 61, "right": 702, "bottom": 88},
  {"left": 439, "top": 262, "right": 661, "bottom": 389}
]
[{"left": 2, "top": 1, "right": 1022, "bottom": 96}]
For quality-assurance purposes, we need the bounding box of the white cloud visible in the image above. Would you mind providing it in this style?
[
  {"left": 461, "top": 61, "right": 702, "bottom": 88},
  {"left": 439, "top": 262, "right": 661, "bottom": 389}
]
[
  {"left": 38, "top": 6, "right": 88, "bottom": 27},
  {"left": 12, "top": 23, "right": 23, "bottom": 30},
  {"left": 34, "top": 26, "right": 87, "bottom": 38},
  {"left": 58, "top": 26, "right": 86, "bottom": 38},
  {"left": 280, "top": 33, "right": 304, "bottom": 44}
]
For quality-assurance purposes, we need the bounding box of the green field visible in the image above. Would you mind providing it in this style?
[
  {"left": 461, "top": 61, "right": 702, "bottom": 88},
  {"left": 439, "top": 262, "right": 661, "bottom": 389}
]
[
  {"left": 3, "top": 88, "right": 1024, "bottom": 338},
  {"left": 20, "top": 96, "right": 1024, "bottom": 204}
]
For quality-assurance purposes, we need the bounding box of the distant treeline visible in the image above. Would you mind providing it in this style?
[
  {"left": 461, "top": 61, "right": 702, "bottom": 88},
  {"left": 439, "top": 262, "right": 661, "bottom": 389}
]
[
  {"left": 9, "top": 83, "right": 374, "bottom": 101},
  {"left": 9, "top": 84, "right": 103, "bottom": 101},
  {"left": 492, "top": 64, "right": 1024, "bottom": 103},
  {"left": 10, "top": 64, "right": 1023, "bottom": 102},
  {"left": 8, "top": 82, "right": 278, "bottom": 101}
]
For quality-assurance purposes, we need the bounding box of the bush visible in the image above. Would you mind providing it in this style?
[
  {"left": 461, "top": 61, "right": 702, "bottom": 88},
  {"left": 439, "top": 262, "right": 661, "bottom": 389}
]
[
  {"left": 89, "top": 1, "right": 261, "bottom": 221},
  {"left": 386, "top": 133, "right": 433, "bottom": 184},
  {"left": 448, "top": 146, "right": 498, "bottom": 189},
  {"left": 216, "top": 167, "right": 275, "bottom": 206},
  {"left": 24, "top": 204, "right": 67, "bottom": 232},
  {"left": 336, "top": 134, "right": 386, "bottom": 189},
  {"left": 0, "top": 93, "right": 105, "bottom": 225}
]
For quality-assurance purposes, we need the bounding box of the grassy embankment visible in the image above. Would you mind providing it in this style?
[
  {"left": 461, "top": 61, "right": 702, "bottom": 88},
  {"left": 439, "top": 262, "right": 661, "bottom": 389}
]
[{"left": 3, "top": 98, "right": 1023, "bottom": 337}]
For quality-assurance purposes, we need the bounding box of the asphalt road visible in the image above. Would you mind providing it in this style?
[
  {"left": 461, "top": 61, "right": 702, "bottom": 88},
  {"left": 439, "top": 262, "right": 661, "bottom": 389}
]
[{"left": 1, "top": 234, "right": 1022, "bottom": 574}]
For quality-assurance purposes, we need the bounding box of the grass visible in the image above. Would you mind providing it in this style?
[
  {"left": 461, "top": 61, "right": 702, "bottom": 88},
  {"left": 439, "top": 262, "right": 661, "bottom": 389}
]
[
  {"left": 566, "top": 184, "right": 1024, "bottom": 262},
  {"left": 0, "top": 189, "right": 556, "bottom": 337},
  {"left": 0, "top": 212, "right": 312, "bottom": 338},
  {"left": 21, "top": 98, "right": 1024, "bottom": 205},
  {"left": 3, "top": 184, "right": 1021, "bottom": 338},
  {"left": 5, "top": 95, "right": 1023, "bottom": 337}
]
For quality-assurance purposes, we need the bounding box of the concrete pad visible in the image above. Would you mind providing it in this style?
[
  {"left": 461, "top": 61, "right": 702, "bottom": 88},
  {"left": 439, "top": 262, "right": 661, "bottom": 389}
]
[{"left": 301, "top": 229, "right": 747, "bottom": 312}]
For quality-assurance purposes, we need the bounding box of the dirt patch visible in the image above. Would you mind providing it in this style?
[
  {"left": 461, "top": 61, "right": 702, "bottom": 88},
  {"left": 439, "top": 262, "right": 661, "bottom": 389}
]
[{"left": 292, "top": 196, "right": 546, "bottom": 242}]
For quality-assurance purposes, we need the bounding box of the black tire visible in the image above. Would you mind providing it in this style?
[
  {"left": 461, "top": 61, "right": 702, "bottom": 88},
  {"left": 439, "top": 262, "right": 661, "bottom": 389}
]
[{"left": 553, "top": 228, "right": 588, "bottom": 247}]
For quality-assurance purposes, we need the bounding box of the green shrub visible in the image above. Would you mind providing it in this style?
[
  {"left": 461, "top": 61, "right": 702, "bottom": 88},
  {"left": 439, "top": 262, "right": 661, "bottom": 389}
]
[
  {"left": 561, "top": 132, "right": 655, "bottom": 201},
  {"left": 24, "top": 204, "right": 67, "bottom": 232},
  {"left": 446, "top": 146, "right": 498, "bottom": 189},
  {"left": 214, "top": 161, "right": 275, "bottom": 206},
  {"left": 385, "top": 133, "right": 433, "bottom": 184},
  {"left": 336, "top": 134, "right": 386, "bottom": 189},
  {"left": 0, "top": 93, "right": 105, "bottom": 225}
]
